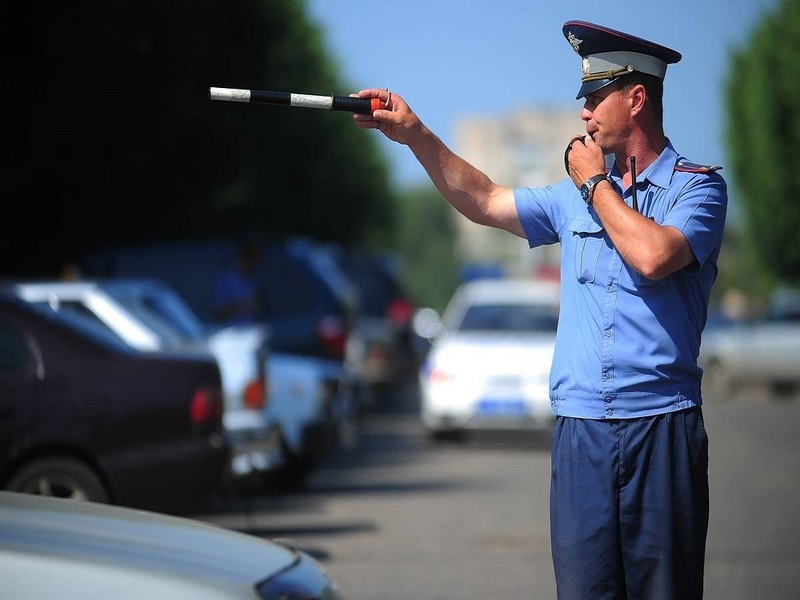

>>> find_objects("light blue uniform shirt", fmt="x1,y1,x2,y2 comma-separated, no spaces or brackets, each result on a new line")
514,141,727,419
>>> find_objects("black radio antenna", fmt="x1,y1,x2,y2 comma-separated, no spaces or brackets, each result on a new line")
630,156,639,212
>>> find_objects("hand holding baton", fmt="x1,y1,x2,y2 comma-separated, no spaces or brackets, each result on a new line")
209,87,388,115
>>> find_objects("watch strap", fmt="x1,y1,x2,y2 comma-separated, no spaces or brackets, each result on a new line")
582,173,608,205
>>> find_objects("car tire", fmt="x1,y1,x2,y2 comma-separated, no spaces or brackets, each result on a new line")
427,429,465,443
274,455,314,491
6,456,109,503
770,380,798,398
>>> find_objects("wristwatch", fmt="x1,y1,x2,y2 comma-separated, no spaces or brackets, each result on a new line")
580,174,608,205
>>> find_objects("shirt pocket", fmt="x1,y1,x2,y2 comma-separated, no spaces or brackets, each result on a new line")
619,253,671,289
620,262,651,288
567,217,605,284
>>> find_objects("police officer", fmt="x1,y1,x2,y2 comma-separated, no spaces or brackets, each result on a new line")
353,19,727,600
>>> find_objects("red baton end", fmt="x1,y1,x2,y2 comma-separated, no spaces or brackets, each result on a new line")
370,97,384,113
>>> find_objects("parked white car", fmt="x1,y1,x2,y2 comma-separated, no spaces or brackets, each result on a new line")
93,277,356,487
699,295,800,399
419,278,559,440
0,491,345,599
6,279,285,489
97,275,358,486
268,353,357,487
79,237,361,487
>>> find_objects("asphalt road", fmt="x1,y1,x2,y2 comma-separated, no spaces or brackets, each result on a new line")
193,382,800,600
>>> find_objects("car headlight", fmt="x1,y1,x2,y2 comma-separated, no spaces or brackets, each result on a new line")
257,544,345,600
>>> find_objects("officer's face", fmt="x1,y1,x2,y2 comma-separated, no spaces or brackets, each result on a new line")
581,82,632,152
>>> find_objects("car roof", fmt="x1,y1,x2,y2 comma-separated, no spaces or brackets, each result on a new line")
0,291,139,353
442,278,561,329
0,491,296,596
79,236,357,325
448,278,560,306
8,278,179,299
5,280,167,351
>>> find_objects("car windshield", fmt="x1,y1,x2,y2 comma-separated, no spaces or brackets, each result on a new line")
105,284,207,342
456,303,558,333
26,301,134,351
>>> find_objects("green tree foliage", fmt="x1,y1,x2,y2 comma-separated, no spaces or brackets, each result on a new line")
2,0,394,276
393,184,461,312
724,0,800,288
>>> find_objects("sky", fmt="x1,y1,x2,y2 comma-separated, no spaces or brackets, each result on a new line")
305,0,780,190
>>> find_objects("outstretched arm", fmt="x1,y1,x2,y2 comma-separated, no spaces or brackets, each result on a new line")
353,88,524,238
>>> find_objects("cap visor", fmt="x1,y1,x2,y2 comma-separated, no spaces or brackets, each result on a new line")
576,78,615,99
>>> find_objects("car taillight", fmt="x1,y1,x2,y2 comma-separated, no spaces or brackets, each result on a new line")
317,316,347,360
244,377,267,410
429,366,453,383
191,386,223,425
386,297,413,326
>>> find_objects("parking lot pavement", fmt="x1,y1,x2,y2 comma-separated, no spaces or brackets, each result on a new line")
195,382,800,600
703,385,800,599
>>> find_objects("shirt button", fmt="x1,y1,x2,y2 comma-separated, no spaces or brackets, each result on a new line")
606,409,614,417
604,329,612,338
604,396,612,404
607,285,615,293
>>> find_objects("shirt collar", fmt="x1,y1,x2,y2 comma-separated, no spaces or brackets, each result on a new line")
609,138,678,189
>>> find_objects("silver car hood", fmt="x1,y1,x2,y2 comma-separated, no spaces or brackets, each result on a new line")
0,492,297,596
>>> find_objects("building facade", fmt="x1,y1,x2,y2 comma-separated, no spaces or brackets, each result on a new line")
453,106,581,280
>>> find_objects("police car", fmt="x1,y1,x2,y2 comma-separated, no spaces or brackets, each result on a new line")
418,278,559,440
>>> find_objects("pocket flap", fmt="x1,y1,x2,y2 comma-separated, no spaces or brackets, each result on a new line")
566,217,604,236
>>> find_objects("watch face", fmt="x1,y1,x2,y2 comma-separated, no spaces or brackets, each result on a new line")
581,184,590,202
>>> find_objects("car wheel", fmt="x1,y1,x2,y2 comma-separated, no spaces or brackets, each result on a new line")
6,456,109,503
274,454,314,491
770,380,798,398
427,428,465,443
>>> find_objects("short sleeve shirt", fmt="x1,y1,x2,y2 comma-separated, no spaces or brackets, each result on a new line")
514,140,728,419
213,268,258,326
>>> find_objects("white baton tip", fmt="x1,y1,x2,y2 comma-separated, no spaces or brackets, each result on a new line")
209,87,251,102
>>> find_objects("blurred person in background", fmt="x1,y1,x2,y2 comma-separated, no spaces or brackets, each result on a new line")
352,20,727,600
212,236,262,326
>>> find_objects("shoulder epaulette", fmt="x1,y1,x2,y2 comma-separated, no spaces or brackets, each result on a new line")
675,160,723,173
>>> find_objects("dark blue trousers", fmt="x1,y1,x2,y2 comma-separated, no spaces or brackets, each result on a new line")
550,408,709,600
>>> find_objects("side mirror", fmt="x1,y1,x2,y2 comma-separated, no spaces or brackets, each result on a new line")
412,307,444,342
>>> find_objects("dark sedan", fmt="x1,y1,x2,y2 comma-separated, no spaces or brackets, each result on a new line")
0,294,229,514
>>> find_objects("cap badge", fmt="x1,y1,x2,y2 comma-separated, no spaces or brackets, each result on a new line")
567,31,583,54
